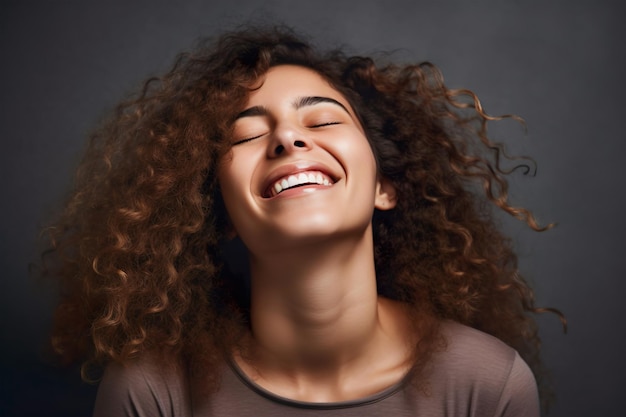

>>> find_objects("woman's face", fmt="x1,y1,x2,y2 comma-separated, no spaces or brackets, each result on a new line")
218,65,395,255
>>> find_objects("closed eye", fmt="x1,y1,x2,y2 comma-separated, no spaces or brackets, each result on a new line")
232,133,265,146
310,121,341,128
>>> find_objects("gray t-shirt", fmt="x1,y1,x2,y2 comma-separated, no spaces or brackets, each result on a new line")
93,321,540,416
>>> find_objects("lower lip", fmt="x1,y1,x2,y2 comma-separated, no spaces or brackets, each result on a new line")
266,184,333,199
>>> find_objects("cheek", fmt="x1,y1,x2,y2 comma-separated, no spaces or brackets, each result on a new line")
217,150,259,220
340,132,378,174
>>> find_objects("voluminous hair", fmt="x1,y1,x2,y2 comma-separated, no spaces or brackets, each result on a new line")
46,25,560,400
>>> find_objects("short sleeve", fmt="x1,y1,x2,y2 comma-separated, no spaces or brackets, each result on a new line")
493,352,540,417
92,359,191,417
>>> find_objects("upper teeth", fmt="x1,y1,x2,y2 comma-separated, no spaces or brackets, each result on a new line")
273,171,332,195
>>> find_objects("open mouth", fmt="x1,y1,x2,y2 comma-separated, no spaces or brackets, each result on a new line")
265,170,335,198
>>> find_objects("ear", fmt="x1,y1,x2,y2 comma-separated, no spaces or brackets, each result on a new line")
374,176,397,210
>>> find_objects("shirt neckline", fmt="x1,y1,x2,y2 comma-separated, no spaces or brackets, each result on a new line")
227,357,412,410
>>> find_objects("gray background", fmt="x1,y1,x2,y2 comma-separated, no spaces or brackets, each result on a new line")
1,0,624,416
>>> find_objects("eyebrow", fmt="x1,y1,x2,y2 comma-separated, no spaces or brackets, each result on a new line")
295,96,351,114
234,96,351,120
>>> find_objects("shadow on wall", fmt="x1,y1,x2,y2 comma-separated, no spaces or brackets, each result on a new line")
1,361,97,417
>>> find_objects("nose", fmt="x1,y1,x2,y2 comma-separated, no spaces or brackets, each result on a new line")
266,123,312,158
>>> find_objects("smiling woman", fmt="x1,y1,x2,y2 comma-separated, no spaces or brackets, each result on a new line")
45,25,561,417
221,65,388,252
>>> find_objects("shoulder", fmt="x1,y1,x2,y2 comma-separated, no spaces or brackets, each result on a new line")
423,320,540,417
438,320,517,371
93,356,192,417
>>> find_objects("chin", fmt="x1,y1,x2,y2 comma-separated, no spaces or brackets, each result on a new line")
247,217,372,253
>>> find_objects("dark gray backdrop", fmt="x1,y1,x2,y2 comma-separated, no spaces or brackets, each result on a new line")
1,1,624,416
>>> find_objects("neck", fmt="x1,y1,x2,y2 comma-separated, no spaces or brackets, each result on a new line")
236,226,412,401
249,227,379,362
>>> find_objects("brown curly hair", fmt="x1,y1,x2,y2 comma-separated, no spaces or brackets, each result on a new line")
46,25,562,400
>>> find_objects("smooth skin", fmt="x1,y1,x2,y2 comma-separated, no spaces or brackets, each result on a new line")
218,65,413,402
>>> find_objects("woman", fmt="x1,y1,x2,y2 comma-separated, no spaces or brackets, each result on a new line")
47,25,559,416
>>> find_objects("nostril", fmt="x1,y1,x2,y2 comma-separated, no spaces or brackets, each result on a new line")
275,144,285,155
294,140,306,148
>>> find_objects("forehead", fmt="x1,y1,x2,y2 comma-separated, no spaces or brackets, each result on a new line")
245,65,346,104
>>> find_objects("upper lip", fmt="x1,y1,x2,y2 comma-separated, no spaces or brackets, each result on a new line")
261,160,340,198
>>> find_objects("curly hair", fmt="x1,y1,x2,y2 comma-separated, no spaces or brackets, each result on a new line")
46,25,561,400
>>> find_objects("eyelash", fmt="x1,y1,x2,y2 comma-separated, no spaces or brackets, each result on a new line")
310,121,341,128
232,121,341,146
232,134,264,146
